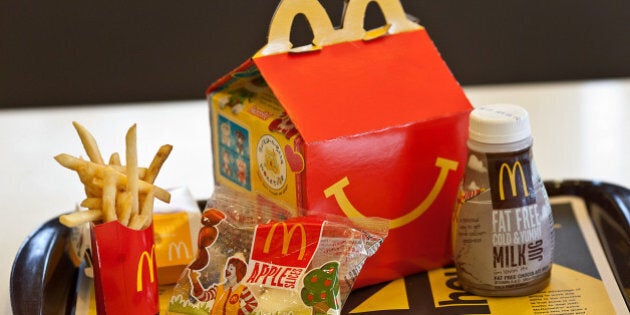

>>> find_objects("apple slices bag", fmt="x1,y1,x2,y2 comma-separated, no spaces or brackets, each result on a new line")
167,186,388,315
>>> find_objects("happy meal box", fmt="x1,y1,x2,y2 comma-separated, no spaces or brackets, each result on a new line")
208,0,472,288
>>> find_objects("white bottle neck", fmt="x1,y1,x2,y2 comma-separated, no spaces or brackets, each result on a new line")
467,136,533,153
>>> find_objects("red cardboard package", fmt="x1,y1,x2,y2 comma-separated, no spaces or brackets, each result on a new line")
90,222,159,314
208,0,472,288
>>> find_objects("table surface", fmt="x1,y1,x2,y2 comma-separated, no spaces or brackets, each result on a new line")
2,78,630,314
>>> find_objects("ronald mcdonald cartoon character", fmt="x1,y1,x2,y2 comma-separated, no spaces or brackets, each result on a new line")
189,256,258,315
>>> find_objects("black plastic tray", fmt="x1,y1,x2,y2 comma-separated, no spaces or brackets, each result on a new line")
11,181,630,314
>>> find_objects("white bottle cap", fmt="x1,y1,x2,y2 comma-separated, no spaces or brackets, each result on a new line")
469,104,531,144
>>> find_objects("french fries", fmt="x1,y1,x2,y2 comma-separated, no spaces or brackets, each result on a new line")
126,124,139,221
60,209,102,228
72,121,105,165
57,122,172,230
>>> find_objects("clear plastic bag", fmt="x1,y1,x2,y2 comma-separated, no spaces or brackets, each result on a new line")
168,186,388,314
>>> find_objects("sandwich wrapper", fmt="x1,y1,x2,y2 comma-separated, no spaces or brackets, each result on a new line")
209,0,472,288
152,186,202,285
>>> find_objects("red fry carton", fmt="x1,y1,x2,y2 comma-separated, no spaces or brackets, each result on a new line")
90,221,159,314
208,0,472,288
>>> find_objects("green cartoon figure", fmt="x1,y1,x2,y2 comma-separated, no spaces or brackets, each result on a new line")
301,261,341,314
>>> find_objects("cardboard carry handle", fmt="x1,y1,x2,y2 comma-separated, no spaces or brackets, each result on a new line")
258,0,421,56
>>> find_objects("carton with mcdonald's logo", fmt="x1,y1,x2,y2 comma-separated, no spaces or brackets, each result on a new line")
208,0,472,287
70,187,199,314
90,222,159,314
152,187,202,284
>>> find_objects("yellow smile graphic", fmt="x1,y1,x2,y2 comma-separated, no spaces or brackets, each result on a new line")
323,157,458,229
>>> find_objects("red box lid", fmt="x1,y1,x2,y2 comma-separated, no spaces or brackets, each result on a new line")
248,29,471,143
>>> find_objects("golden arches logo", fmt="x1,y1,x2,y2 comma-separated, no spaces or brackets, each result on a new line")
498,161,529,200
137,245,156,292
324,157,458,229
263,222,307,260
168,241,191,261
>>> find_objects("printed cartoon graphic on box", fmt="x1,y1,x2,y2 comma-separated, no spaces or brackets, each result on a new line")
217,115,251,190
210,68,304,213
